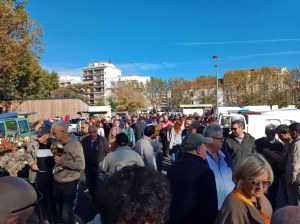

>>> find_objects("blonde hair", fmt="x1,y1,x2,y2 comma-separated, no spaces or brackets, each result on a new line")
233,153,274,191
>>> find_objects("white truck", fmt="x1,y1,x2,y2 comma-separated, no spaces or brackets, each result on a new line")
219,109,300,139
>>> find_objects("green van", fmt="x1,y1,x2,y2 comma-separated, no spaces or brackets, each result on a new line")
0,112,32,138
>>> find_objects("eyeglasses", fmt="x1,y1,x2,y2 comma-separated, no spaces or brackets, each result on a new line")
231,127,239,131
246,179,272,188
10,191,43,213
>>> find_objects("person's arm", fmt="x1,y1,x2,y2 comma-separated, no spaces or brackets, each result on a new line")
62,141,85,170
131,128,136,146
99,156,109,173
169,128,175,149
292,143,300,182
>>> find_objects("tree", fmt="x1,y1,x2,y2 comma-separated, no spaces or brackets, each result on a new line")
289,68,300,104
51,83,87,100
143,78,167,111
167,77,191,111
111,80,149,113
0,0,44,99
192,75,217,105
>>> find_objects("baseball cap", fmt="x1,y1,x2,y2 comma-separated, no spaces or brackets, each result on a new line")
182,133,213,151
36,126,51,137
265,124,277,134
189,122,199,130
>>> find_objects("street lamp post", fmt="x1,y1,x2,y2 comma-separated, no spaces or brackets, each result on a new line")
212,56,220,116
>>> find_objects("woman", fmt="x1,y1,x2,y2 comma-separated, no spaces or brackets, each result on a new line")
108,120,123,151
123,120,135,148
97,120,105,137
216,153,273,224
169,118,183,163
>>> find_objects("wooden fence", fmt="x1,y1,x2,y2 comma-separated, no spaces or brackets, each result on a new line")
0,98,89,123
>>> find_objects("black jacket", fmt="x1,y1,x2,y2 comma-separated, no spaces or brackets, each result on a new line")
167,153,218,224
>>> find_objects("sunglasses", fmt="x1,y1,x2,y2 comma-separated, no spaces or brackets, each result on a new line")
10,191,43,213
231,127,239,131
247,179,272,188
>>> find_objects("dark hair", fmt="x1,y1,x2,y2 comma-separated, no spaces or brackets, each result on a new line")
289,122,300,133
96,166,171,224
231,120,245,129
116,133,129,146
276,124,290,134
144,125,155,137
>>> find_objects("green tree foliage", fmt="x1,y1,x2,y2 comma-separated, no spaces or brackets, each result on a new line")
50,83,87,100
0,0,50,99
223,67,290,107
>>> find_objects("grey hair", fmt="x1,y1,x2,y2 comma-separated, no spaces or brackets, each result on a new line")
203,124,222,137
51,120,68,132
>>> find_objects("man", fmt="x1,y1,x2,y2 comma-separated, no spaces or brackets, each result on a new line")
271,206,300,224
27,125,55,223
79,121,90,141
100,133,144,176
167,133,218,224
133,116,147,141
275,124,293,208
135,125,158,172
286,122,300,206
51,120,85,223
0,176,38,224
224,120,256,165
81,125,110,201
203,124,235,211
255,124,283,210
181,115,195,139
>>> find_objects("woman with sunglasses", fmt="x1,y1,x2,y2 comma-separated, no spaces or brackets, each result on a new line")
216,153,273,224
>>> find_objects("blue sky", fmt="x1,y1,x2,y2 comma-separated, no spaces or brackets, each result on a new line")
26,0,300,80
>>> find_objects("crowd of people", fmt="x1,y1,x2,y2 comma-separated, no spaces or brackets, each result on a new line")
0,111,300,224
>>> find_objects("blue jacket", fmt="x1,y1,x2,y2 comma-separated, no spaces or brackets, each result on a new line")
167,153,218,224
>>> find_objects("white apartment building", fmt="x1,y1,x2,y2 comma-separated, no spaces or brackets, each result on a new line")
82,60,121,105
121,74,150,84
59,75,81,87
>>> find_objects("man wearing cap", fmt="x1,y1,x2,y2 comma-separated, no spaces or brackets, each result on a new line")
27,125,55,224
256,124,283,210
100,133,144,177
167,133,218,224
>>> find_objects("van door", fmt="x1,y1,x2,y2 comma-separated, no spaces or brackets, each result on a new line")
0,122,6,137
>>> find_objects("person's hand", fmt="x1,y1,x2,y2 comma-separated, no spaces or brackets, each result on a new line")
263,148,271,155
54,154,64,165
31,163,39,171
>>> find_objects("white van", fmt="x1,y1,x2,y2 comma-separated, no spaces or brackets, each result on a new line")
219,112,298,139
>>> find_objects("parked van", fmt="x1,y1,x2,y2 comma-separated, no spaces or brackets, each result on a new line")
0,112,32,138
219,111,299,139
